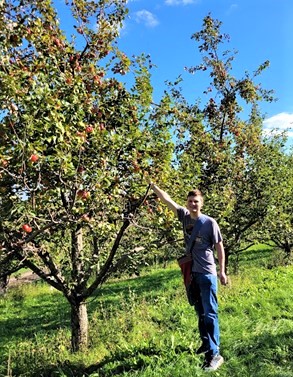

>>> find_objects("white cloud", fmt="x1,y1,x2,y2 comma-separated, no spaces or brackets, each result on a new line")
263,112,293,138
165,0,199,5
134,10,159,28
226,4,238,15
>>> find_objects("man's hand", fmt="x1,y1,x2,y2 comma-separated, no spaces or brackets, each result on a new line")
219,271,228,286
149,181,156,190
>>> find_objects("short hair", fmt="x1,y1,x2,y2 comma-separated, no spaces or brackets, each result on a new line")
187,189,203,199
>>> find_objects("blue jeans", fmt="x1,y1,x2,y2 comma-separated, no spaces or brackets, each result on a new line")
192,272,220,356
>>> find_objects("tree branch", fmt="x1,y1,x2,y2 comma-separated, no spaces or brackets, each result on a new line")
84,218,131,298
84,184,151,297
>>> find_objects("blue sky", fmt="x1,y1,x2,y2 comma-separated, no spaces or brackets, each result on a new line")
55,0,293,145
118,0,293,145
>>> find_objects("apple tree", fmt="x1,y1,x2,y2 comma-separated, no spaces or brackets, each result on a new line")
0,0,174,351
254,143,293,264
157,15,279,269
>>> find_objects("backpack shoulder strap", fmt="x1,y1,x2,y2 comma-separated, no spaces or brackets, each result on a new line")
186,215,207,253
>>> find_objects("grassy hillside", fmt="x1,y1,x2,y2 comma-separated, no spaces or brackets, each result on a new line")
0,246,292,376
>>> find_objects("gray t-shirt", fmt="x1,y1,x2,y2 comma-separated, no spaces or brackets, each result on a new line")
177,206,223,275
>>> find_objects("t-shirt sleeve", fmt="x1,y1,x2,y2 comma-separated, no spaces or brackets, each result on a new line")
177,206,187,223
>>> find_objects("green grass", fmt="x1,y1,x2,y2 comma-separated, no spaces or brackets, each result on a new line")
0,247,292,377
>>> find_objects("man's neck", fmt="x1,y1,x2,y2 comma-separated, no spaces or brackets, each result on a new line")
190,211,201,220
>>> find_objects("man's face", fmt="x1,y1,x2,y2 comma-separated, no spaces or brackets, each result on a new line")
186,195,203,214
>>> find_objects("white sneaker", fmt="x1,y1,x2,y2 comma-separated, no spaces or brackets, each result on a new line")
203,354,224,371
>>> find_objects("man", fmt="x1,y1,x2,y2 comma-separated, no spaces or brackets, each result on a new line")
150,183,227,371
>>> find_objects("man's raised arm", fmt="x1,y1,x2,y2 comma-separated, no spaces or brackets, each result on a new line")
150,183,180,216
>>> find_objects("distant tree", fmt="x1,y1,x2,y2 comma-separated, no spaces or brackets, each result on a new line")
256,146,293,264
0,0,173,351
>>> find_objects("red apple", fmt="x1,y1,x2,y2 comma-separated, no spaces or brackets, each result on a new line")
93,75,101,84
77,190,90,200
30,154,39,163
22,224,32,233
53,37,62,48
85,125,94,133
83,191,91,200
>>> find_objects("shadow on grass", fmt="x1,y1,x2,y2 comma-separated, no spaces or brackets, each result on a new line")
26,329,293,376
29,344,193,377
0,286,70,345
234,246,274,269
241,246,273,261
234,328,293,356
226,329,293,376
89,268,181,310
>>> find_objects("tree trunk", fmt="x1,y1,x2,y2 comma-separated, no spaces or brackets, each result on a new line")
284,242,292,264
0,274,9,295
70,300,88,352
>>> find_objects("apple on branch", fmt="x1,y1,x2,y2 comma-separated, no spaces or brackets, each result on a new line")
77,190,91,200
85,125,94,133
22,224,32,233
30,154,39,163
